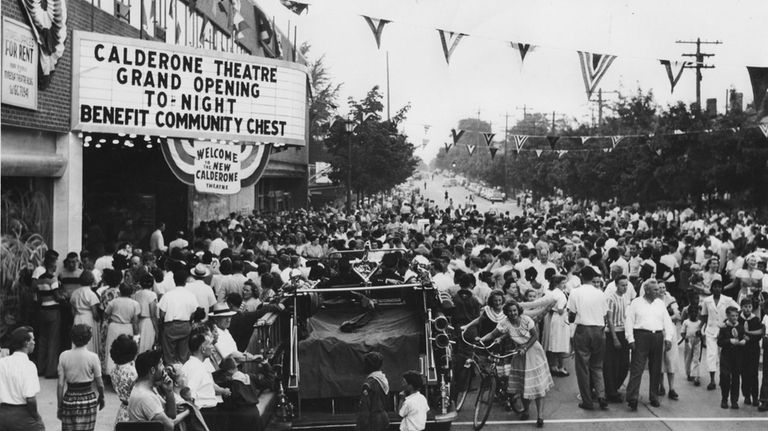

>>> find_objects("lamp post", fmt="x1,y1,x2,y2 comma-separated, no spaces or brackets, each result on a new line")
344,120,357,213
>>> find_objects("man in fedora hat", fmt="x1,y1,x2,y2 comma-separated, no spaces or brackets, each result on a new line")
186,263,217,317
208,303,262,369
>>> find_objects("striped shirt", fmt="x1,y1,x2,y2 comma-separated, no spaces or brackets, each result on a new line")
606,291,630,332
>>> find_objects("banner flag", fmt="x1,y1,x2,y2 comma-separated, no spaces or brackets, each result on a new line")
546,135,559,150
748,67,768,120
610,136,625,148
535,149,543,158
557,150,568,158
444,142,452,153
514,135,528,153
482,132,495,146
438,29,466,64
760,124,768,138
511,42,535,63
451,128,465,145
580,136,590,145
467,144,476,156
362,16,389,49
489,147,498,159
660,60,689,93
577,51,617,99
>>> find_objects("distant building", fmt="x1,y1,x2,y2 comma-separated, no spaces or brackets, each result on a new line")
729,90,744,112
706,98,717,116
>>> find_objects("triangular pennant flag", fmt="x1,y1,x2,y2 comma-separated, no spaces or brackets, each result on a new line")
481,132,495,146
659,60,689,94
511,42,534,63
546,136,559,150
602,148,612,153
580,136,590,145
535,149,543,158
362,112,377,122
759,124,768,138
444,142,452,153
362,16,389,49
489,147,498,159
451,128,465,145
423,125,431,134
577,51,617,100
656,148,663,156
467,144,477,156
279,0,308,15
557,150,568,158
438,29,466,65
610,136,625,149
513,135,528,153
731,127,739,133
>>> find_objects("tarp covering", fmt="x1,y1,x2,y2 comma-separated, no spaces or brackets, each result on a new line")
298,306,423,399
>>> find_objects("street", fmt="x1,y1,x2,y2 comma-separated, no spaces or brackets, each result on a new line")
417,173,523,216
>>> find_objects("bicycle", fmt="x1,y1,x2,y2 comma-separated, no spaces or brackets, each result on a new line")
453,330,521,430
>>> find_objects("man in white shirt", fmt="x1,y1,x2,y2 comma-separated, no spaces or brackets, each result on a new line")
533,249,557,286
208,303,262,366
186,264,217,315
149,222,167,253
624,279,676,411
158,270,200,365
0,327,43,431
566,266,609,410
699,280,738,390
182,332,228,410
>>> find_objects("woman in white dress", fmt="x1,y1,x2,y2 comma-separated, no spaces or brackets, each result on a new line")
658,283,682,400
70,271,101,353
543,275,570,376
131,273,158,354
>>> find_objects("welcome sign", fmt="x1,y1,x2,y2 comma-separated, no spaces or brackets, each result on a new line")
194,141,241,194
71,31,308,144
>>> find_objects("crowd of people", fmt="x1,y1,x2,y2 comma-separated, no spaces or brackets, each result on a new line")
2,184,768,430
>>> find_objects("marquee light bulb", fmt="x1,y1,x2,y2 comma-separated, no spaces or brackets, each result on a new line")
99,138,106,143
144,135,151,141
84,135,92,142
129,134,137,138
112,139,120,144
95,143,102,148
146,143,153,149
77,132,84,138
83,142,90,148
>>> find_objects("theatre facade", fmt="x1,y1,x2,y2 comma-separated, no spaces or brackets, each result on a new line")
1,0,309,257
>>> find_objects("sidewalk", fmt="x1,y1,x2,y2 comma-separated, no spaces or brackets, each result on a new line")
37,377,120,430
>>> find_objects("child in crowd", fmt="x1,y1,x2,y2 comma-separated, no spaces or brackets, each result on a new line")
738,299,762,406
681,305,703,386
717,306,746,409
398,371,429,431
760,292,768,412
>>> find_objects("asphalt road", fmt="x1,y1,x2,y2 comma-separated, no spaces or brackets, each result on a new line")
414,173,522,216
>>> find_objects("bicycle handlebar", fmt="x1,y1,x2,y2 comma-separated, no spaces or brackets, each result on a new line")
460,329,521,359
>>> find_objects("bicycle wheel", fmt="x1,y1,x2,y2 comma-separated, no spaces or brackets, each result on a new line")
455,361,480,412
473,374,496,431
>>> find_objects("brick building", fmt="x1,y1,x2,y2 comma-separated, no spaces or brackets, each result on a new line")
1,0,309,256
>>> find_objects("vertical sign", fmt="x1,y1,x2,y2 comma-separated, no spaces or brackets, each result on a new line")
2,17,38,110
194,141,242,194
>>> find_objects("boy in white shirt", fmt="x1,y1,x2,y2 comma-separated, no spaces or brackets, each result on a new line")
398,371,429,431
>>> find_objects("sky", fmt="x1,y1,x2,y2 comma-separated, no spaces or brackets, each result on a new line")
256,0,768,162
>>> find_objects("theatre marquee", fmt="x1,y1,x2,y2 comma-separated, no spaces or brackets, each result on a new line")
71,31,308,145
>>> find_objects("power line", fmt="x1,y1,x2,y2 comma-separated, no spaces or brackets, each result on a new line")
675,38,722,111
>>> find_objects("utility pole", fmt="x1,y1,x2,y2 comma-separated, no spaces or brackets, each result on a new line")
551,111,556,133
590,88,619,128
676,38,722,111
502,112,510,196
386,51,391,121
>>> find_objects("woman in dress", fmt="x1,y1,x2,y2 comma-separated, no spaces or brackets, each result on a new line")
726,254,763,307
97,268,122,373
104,283,140,374
70,271,101,353
701,257,722,296
57,324,105,431
543,275,570,377
480,301,554,427
109,334,138,425
658,283,682,400
355,352,389,431
131,273,158,354
462,290,507,337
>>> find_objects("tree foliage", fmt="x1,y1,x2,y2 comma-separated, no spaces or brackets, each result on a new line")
302,43,342,146
435,88,768,210
325,86,418,196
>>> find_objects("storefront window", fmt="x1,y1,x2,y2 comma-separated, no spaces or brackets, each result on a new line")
1,177,52,341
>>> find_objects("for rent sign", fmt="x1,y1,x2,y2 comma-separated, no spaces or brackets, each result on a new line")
2,17,38,110
194,141,241,194
71,31,307,145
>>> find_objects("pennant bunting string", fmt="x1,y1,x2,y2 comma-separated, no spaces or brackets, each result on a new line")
451,128,465,145
759,124,768,138
610,136,625,148
514,135,528,153
444,142,452,153
535,149,543,158
511,42,534,63
489,147,498,159
546,136,559,150
482,132,495,146
467,144,477,156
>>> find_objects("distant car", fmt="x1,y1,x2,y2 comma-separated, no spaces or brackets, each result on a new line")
443,178,457,187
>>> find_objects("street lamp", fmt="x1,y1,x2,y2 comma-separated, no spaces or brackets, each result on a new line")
344,120,357,214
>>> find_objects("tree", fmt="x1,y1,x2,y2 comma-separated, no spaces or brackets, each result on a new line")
324,86,418,201
301,43,342,149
